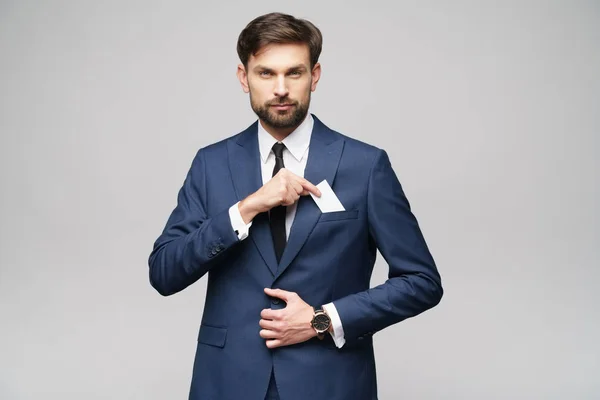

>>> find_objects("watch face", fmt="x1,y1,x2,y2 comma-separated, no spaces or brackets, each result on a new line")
312,313,330,332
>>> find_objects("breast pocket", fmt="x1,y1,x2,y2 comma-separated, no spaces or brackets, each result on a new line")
317,209,359,222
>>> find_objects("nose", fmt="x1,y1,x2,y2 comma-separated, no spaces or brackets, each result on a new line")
273,75,288,98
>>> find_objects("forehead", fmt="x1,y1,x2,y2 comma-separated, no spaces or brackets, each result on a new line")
248,43,310,69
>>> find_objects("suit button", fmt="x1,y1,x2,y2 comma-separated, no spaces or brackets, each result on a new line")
270,297,280,305
211,249,217,256
358,336,364,340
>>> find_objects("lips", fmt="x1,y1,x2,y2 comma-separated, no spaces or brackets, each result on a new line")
271,104,294,110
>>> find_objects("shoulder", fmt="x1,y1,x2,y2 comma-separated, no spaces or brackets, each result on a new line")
339,132,382,156
314,116,384,165
193,121,258,160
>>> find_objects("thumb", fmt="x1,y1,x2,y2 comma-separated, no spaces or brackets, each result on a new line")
264,287,291,302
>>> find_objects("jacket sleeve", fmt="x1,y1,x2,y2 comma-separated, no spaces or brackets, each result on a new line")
148,149,240,296
332,149,443,343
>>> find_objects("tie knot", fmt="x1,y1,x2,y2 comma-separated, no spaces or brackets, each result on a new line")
272,142,286,159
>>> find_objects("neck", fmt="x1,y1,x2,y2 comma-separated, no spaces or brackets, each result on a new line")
259,119,297,142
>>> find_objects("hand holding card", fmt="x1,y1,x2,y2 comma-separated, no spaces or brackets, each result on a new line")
310,180,345,212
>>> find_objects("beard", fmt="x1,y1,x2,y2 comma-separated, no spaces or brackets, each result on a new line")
250,90,311,130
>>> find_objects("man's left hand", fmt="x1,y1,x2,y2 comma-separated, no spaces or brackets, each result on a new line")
259,288,317,348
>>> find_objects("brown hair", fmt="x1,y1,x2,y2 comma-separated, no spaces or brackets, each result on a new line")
237,12,323,69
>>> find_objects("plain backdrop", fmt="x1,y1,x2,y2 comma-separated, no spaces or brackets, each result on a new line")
1,1,598,399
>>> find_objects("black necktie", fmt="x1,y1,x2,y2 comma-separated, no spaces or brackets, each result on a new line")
270,143,287,264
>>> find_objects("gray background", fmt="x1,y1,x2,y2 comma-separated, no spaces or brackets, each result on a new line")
1,1,598,399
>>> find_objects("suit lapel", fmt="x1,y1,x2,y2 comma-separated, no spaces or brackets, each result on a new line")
227,122,278,276
275,115,345,280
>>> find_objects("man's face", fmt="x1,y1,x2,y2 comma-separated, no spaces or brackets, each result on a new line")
238,43,321,131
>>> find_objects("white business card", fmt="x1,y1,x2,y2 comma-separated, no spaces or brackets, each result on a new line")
310,180,345,213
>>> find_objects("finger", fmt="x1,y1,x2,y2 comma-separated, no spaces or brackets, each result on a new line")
298,178,321,197
299,187,312,196
282,181,301,205
259,319,278,330
266,339,283,349
264,287,295,302
260,308,279,320
277,181,289,203
274,167,288,177
289,180,304,197
259,329,279,339
260,318,283,330
278,181,295,206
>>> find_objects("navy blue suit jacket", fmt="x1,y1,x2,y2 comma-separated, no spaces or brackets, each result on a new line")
148,115,443,400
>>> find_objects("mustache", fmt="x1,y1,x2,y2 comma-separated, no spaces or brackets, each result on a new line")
268,98,297,106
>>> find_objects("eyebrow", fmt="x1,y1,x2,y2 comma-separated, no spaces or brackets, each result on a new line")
253,64,308,73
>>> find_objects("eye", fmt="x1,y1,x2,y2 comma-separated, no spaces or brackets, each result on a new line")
289,71,302,76
259,71,272,77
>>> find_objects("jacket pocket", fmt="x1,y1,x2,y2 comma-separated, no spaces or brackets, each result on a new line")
318,209,359,222
197,324,227,348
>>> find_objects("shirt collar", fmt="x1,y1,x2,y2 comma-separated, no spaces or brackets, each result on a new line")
257,113,313,163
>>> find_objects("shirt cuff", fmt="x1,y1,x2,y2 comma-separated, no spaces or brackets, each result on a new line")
323,303,345,348
228,201,252,240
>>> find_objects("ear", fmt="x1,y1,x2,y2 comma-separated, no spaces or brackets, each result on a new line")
237,64,250,93
310,62,322,92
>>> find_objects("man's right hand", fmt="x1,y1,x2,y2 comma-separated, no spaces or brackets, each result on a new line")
238,168,321,224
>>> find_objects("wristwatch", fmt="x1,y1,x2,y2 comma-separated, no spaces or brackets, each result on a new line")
310,306,331,340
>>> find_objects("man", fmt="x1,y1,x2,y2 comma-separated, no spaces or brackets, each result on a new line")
148,12,443,400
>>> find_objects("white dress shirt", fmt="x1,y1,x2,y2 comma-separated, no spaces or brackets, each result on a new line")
228,113,345,348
